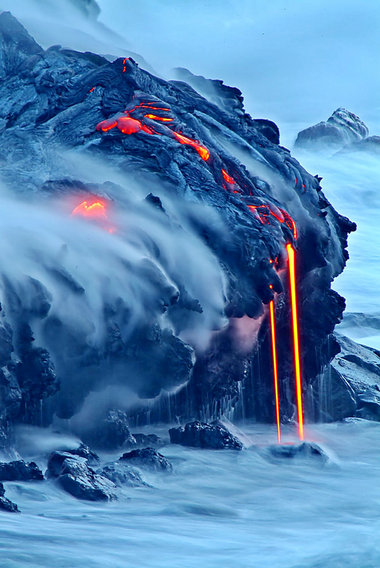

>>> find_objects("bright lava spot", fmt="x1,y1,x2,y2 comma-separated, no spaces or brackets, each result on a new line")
72,200,107,219
96,119,117,132
286,243,304,441
269,300,281,443
221,169,236,184
117,116,143,135
145,114,173,122
172,132,210,161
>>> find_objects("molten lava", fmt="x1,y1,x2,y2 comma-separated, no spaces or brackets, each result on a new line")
286,243,304,440
72,200,107,219
221,169,236,185
269,299,281,443
172,132,210,161
247,203,297,241
145,114,173,122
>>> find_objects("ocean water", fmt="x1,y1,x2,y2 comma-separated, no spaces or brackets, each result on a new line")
1,421,380,568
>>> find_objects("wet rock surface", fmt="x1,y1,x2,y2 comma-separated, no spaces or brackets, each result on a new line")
0,481,19,512
331,334,380,421
262,442,331,464
169,421,243,450
47,451,116,501
119,448,173,472
100,462,149,487
0,12,357,443
0,459,44,482
132,433,165,448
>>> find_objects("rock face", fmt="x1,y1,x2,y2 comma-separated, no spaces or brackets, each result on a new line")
0,460,44,482
169,421,243,450
82,410,137,450
119,448,173,472
295,108,369,151
47,451,116,501
0,12,357,442
0,481,19,513
331,334,380,421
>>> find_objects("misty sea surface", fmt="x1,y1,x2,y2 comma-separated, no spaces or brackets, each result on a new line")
1,421,380,568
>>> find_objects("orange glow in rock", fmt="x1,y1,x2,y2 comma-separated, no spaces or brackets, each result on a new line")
173,132,210,161
72,200,107,219
221,169,236,184
96,119,118,132
286,243,304,440
116,116,143,135
269,299,281,443
145,114,173,122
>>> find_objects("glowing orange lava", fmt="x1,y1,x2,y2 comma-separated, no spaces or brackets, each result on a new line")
72,200,107,219
173,132,210,161
145,114,173,122
269,299,281,443
96,119,118,133
286,243,304,440
221,169,236,184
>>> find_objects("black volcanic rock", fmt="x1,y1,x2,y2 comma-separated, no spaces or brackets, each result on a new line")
132,433,165,448
331,334,380,422
169,421,243,450
0,460,43,482
82,410,137,450
47,451,116,501
263,442,331,464
295,108,369,151
0,12,357,442
0,481,19,513
100,462,148,487
119,448,172,472
63,443,100,465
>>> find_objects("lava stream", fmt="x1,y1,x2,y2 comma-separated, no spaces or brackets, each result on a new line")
286,243,304,440
269,298,281,443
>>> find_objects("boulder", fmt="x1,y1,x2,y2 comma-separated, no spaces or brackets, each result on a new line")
295,108,369,151
119,448,172,472
132,433,165,448
263,442,331,464
0,481,19,512
100,462,148,487
64,443,100,465
47,451,116,501
169,421,243,450
0,460,44,482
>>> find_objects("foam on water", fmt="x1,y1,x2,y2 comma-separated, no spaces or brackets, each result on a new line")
1,421,380,568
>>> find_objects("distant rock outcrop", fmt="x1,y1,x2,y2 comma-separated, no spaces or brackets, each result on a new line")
295,108,369,151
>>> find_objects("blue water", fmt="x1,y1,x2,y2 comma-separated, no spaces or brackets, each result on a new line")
1,421,380,567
